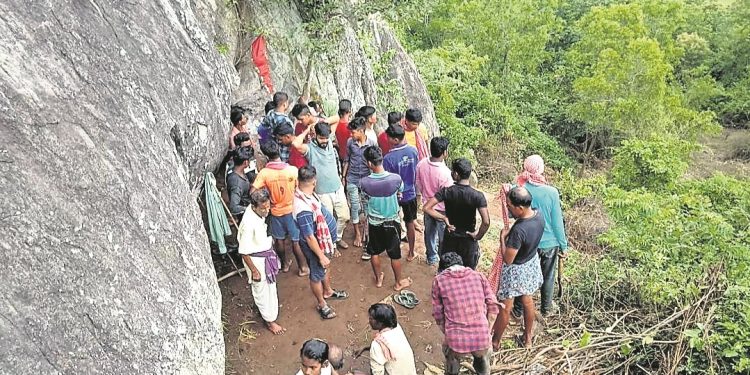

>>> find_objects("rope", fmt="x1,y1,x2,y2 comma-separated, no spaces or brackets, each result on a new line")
488,185,511,294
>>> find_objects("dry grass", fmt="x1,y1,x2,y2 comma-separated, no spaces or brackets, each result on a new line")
565,198,609,254
237,321,258,343
726,130,750,161
688,128,750,179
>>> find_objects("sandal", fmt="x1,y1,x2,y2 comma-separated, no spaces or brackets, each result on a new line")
325,289,349,300
318,305,337,320
393,294,417,309
400,290,420,304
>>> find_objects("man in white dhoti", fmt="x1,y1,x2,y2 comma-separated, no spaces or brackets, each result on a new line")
238,189,285,334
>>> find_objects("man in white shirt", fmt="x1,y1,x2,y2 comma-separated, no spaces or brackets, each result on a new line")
237,189,284,334
367,303,417,375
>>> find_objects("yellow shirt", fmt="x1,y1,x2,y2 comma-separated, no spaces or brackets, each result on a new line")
404,125,428,149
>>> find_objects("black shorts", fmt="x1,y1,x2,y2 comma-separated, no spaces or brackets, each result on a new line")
440,232,480,269
399,199,418,223
367,221,402,259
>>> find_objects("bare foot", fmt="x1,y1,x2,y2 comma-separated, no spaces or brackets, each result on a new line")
406,252,416,262
394,277,413,291
354,236,363,248
375,272,384,288
298,267,310,277
492,338,501,352
333,250,342,258
520,334,533,349
281,260,292,273
266,321,286,335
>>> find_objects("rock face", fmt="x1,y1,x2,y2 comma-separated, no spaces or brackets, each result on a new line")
208,0,439,134
0,0,439,373
0,1,232,373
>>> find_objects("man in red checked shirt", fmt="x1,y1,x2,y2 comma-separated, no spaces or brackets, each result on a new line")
432,252,500,375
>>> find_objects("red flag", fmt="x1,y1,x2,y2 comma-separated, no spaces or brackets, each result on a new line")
251,36,274,93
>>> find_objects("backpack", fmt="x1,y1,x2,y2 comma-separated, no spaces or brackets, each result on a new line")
258,111,291,143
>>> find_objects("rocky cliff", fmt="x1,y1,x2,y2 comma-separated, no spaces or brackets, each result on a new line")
200,0,438,133
0,0,437,373
0,1,230,373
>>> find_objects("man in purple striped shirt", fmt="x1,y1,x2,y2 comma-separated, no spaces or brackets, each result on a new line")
432,252,500,375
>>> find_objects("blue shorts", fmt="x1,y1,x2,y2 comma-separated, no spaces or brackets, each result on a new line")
301,245,328,282
270,213,300,241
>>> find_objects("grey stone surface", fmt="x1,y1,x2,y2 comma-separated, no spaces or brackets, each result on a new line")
0,0,232,373
367,15,439,136
0,0,440,373
222,1,437,134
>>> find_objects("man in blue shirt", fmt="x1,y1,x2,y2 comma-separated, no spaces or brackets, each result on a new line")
360,146,412,291
293,166,349,320
509,155,569,318
383,123,419,262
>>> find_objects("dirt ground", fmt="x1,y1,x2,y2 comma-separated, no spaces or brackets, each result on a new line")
216,192,529,375
217,216,446,375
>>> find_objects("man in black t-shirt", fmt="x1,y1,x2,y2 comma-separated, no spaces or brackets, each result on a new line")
423,158,490,269
492,186,545,350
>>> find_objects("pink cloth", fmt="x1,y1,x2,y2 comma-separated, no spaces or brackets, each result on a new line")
516,154,548,187
416,158,453,211
374,328,395,361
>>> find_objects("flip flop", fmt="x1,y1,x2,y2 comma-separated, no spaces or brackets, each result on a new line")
393,294,417,309
399,290,420,305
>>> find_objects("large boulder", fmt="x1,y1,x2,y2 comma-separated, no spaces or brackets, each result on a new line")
0,1,232,373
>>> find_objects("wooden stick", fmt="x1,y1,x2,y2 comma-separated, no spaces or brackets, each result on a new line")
218,268,246,283
217,187,244,278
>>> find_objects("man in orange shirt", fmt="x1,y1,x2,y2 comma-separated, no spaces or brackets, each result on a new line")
252,141,309,276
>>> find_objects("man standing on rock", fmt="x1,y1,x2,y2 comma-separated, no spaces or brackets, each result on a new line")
423,158,490,269
237,189,285,334
293,121,351,251
432,252,499,375
293,166,349,319
252,141,309,277
383,123,419,262
415,137,453,265
360,146,412,291
509,155,569,318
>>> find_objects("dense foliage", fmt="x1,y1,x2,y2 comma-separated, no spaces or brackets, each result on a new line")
395,0,748,163
384,0,750,372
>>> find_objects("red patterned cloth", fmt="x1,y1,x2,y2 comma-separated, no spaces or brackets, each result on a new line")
373,327,394,361
432,266,501,353
487,186,510,295
414,127,430,161
516,154,547,187
293,190,334,255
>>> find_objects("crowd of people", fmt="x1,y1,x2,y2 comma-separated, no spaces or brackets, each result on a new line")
223,91,569,375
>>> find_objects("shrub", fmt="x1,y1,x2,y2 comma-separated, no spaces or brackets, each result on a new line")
611,135,698,190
